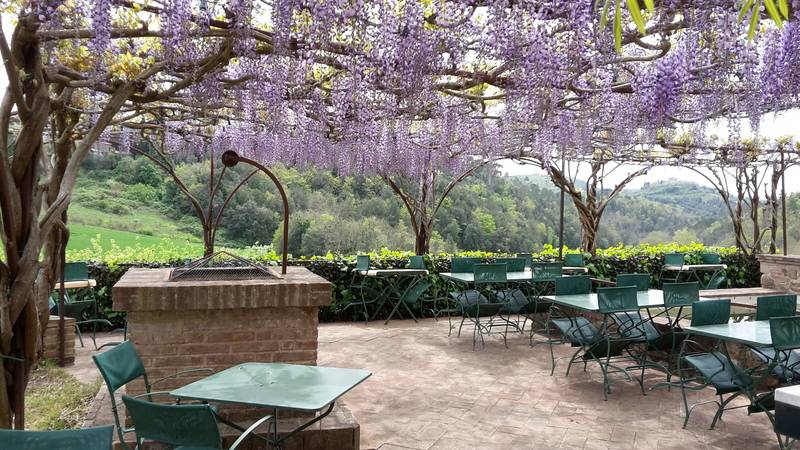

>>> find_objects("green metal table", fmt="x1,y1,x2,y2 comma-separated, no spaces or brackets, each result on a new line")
684,320,772,347
171,362,371,448
439,271,533,283
664,263,728,289
543,289,671,312
359,268,429,323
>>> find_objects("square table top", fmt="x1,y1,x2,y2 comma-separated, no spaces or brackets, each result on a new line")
439,271,542,283
170,363,372,412
543,289,678,312
359,268,429,277
664,264,727,271
684,320,772,347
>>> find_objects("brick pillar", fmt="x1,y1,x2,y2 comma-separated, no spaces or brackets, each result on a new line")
112,267,331,421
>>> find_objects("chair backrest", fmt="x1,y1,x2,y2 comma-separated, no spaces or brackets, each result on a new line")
663,282,700,308
495,257,526,272
473,263,507,284
756,294,798,321
770,316,800,351
123,396,221,449
55,300,96,319
64,261,90,282
516,253,532,269
408,255,426,270
664,253,685,267
690,299,731,326
451,257,481,274
699,253,721,264
563,253,584,267
93,340,147,393
355,255,370,271
554,275,591,296
615,273,650,291
598,286,639,314
402,281,432,305
0,426,114,450
531,262,563,280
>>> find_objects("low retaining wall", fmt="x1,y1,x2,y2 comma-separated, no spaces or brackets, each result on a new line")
758,254,800,293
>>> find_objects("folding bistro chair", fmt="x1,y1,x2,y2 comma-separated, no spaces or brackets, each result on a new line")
93,340,214,447
51,262,115,349
0,426,114,450
751,294,800,382
615,273,651,291
675,299,753,429
343,255,385,323
660,253,687,285
551,286,645,400
697,253,727,288
455,263,507,350
123,395,273,450
539,275,592,357
562,253,587,274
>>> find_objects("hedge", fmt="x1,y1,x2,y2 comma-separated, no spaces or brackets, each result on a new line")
66,241,761,326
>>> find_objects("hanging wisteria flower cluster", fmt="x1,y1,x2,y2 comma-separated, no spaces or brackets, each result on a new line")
31,0,800,175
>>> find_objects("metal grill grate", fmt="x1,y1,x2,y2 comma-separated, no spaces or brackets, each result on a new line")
168,251,281,282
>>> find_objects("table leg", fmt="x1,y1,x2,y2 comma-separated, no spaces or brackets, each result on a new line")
270,403,336,449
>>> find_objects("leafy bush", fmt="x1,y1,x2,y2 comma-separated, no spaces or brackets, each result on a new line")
66,242,761,326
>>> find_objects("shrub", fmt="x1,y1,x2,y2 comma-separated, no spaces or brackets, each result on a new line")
65,243,761,326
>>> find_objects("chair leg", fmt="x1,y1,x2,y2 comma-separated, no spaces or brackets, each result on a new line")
75,324,85,348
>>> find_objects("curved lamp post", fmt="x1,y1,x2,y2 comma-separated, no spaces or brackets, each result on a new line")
221,151,289,275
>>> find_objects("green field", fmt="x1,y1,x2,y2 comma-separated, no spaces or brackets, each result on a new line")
67,223,203,252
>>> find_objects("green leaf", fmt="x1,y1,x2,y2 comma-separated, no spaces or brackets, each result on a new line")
778,0,790,17
764,0,784,27
747,0,761,39
738,0,755,22
614,0,623,52
598,0,613,31
626,0,647,34
643,0,655,12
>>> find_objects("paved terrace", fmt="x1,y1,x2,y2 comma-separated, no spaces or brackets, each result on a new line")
72,320,776,450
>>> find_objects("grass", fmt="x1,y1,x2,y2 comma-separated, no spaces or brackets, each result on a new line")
67,223,203,253
25,360,101,430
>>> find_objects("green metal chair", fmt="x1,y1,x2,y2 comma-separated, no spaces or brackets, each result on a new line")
382,280,432,324
451,257,482,273
677,299,752,429
615,273,650,291
494,257,527,272
751,294,800,382
563,253,584,268
660,253,687,285
538,276,591,355
343,255,383,323
455,263,507,350
756,294,798,321
515,253,533,270
528,262,563,306
696,253,727,289
552,286,645,400
51,262,114,349
122,395,272,450
93,340,214,447
409,255,426,270
0,426,114,450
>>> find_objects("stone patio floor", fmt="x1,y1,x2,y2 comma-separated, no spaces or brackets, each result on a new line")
70,319,778,450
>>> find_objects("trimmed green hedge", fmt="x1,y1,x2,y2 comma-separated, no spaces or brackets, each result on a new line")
70,243,761,326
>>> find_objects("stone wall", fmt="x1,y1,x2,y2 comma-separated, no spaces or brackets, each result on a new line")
758,254,800,293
